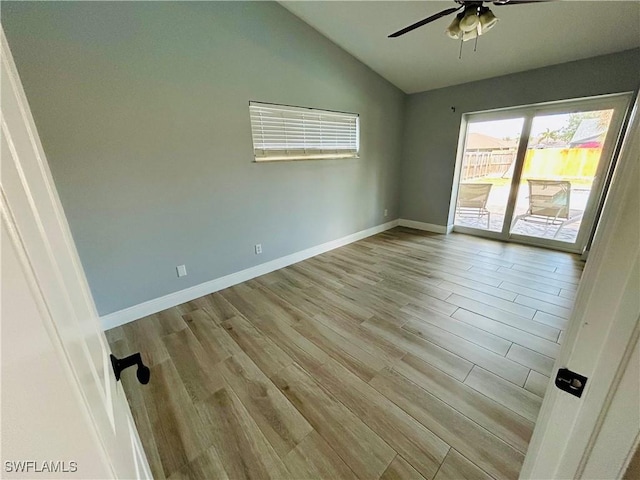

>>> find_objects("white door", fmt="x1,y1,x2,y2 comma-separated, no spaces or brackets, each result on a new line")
521,96,640,478
1,27,151,479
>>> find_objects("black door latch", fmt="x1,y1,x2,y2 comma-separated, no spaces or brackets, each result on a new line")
110,353,150,385
555,368,587,398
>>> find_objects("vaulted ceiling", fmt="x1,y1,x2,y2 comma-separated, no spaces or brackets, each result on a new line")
281,1,640,93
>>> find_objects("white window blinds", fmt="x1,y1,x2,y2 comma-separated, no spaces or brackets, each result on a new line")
249,102,359,161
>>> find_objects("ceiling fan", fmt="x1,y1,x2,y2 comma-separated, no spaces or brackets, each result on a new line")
388,1,545,42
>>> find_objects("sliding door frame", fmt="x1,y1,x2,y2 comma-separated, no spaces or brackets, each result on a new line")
450,93,633,254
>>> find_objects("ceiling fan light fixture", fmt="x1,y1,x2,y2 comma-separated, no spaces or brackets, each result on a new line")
458,9,480,32
478,8,499,35
461,27,479,42
445,16,462,39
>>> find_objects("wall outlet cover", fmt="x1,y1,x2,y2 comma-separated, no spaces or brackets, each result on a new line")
176,265,187,277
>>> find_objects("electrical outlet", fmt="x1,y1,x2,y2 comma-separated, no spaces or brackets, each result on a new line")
384,208,388,217
255,244,262,255
176,265,187,277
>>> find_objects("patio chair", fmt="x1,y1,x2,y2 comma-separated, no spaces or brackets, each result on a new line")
512,179,571,235
456,183,492,228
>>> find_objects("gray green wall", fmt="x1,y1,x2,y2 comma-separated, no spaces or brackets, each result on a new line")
400,48,640,227
2,1,405,316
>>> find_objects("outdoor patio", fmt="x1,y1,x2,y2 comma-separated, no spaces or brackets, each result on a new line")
454,181,591,243
454,134,603,245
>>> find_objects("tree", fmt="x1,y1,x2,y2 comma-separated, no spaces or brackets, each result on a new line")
557,110,613,142
538,128,559,145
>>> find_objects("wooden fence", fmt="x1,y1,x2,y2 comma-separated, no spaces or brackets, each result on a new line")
461,151,515,180
461,148,603,181
523,148,602,179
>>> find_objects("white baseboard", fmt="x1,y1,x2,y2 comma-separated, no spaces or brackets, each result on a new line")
398,219,450,234
100,219,399,330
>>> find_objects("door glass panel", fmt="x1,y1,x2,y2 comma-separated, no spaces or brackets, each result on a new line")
455,118,524,232
509,109,614,243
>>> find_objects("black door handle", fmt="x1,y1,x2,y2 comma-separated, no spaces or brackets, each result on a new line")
110,353,150,385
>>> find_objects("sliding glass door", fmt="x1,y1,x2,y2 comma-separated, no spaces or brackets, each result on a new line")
455,117,524,233
453,94,630,253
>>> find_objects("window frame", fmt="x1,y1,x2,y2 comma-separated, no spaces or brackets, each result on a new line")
449,92,632,254
249,101,360,162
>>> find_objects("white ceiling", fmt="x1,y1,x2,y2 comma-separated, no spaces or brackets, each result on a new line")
280,1,640,93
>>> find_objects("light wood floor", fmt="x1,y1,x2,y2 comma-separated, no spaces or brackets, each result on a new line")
106,228,583,480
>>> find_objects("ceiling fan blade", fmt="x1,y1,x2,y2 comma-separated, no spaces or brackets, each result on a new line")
388,6,462,38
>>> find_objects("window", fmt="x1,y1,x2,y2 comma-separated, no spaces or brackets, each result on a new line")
249,102,359,161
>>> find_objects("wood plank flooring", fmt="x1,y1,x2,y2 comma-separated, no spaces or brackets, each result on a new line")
106,228,583,480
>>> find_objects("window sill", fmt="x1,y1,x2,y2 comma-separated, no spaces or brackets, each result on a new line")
254,154,360,162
